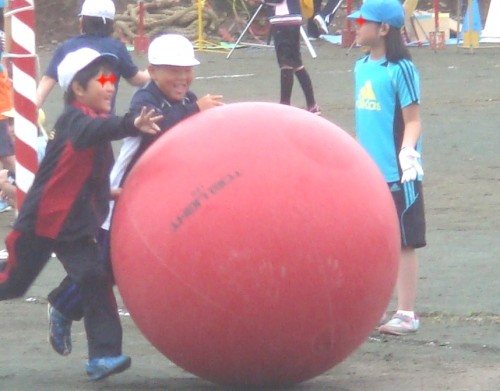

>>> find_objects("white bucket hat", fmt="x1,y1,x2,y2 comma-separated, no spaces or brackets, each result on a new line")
148,34,200,67
57,47,118,91
79,0,116,22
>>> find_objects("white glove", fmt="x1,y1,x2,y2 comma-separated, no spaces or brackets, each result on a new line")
398,146,424,183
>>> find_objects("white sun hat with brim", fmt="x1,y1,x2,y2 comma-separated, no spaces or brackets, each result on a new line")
57,48,118,92
148,34,200,67
79,0,116,22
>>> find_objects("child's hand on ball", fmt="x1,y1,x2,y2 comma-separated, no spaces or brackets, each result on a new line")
197,94,224,111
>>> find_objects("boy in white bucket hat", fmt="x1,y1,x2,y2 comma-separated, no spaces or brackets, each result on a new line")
113,34,223,172
45,34,224,370
37,0,150,110
0,47,162,381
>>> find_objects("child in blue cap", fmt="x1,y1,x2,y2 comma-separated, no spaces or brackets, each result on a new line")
348,0,426,335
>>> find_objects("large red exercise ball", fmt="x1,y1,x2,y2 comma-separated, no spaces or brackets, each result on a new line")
111,102,399,387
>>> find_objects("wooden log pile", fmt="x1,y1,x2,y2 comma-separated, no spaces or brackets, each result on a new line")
113,0,221,42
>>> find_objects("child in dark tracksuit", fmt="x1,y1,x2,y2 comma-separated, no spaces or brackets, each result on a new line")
44,34,224,362
264,0,320,114
0,47,161,381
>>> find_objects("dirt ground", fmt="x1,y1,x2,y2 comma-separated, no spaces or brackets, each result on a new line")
1,40,499,390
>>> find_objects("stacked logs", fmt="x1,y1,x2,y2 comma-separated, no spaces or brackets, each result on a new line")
114,0,221,42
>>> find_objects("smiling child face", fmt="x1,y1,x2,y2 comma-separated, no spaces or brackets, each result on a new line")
148,64,194,102
72,66,116,114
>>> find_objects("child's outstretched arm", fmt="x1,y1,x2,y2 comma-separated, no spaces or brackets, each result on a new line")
196,94,224,111
401,103,421,149
133,106,163,135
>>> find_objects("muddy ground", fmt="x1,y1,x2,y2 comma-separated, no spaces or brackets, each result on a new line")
0,39,499,390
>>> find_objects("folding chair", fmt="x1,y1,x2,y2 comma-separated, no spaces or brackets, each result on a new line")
402,0,429,45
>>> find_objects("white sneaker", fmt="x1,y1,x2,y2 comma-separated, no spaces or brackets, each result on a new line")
314,15,329,35
379,313,419,335
0,199,12,213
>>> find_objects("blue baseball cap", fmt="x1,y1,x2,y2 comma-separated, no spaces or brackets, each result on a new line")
347,0,405,29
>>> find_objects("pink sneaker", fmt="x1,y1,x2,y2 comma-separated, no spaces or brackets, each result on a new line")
379,313,419,336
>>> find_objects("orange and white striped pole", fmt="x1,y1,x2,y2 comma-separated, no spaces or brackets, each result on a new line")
6,0,38,209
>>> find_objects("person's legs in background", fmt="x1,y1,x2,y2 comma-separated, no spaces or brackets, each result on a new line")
295,66,320,114
274,26,320,114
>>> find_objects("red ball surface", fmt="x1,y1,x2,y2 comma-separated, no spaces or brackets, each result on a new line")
111,102,399,387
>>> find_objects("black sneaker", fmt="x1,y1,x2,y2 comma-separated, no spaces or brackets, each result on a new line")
86,355,131,381
48,304,72,356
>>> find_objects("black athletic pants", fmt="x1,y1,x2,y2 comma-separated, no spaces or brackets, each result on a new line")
0,230,122,359
48,228,112,322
